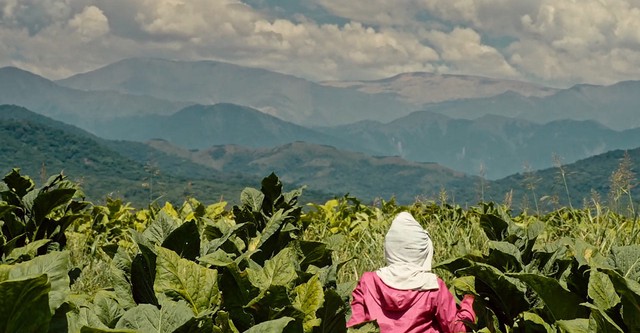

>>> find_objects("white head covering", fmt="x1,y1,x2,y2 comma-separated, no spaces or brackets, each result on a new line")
376,212,439,290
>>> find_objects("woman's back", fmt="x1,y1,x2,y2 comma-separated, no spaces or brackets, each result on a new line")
347,272,474,333
346,212,475,333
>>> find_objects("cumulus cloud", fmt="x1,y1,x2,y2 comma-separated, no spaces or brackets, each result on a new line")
68,5,109,42
425,27,519,78
2,0,640,85
314,0,419,26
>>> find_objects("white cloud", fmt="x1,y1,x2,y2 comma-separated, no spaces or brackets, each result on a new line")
2,0,640,86
426,27,519,79
314,0,418,26
68,5,109,42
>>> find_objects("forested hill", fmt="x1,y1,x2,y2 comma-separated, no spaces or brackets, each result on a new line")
485,147,640,211
0,105,485,205
0,105,268,206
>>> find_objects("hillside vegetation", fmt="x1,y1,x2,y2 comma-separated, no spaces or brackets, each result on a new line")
0,105,272,206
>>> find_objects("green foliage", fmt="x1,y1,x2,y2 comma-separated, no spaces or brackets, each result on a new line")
1,169,639,332
0,169,87,260
436,204,640,332
0,274,52,332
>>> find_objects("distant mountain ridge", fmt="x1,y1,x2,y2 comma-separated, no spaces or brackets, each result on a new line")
0,105,264,206
4,58,640,182
94,103,361,151
317,111,640,179
0,104,480,205
421,80,640,131
0,66,190,133
321,71,558,105
145,139,478,204
2,104,638,209
85,102,640,179
56,57,413,126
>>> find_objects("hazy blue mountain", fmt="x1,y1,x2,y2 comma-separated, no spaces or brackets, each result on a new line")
0,105,267,206
56,57,413,126
0,66,189,133
317,111,640,179
0,104,483,205
145,140,480,204
95,103,364,151
322,72,557,106
422,81,640,131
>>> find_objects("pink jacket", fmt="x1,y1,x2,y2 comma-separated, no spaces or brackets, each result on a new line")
347,272,475,333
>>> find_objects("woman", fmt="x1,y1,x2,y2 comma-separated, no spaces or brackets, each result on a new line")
347,212,475,333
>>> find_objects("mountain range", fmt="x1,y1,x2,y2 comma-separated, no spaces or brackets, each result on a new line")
56,57,413,126
2,104,637,209
76,100,640,179
0,105,476,205
1,57,640,202
321,71,557,105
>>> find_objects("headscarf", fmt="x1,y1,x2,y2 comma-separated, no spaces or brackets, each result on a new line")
375,211,439,290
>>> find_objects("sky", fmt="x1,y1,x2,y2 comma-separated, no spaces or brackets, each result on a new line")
3,0,640,87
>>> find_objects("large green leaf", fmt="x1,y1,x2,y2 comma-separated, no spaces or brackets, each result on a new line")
315,288,348,333
451,276,476,295
600,268,640,332
581,303,625,333
510,273,589,321
199,249,236,267
115,300,195,333
292,275,323,333
588,270,620,311
434,257,474,274
347,321,380,333
458,262,529,325
243,317,294,333
240,188,264,213
2,168,35,198
245,284,290,321
608,245,640,281
246,247,298,291
218,264,255,331
5,238,51,263
203,222,246,255
256,209,288,250
514,312,554,333
556,318,589,333
155,247,220,316
480,213,510,242
161,220,200,261
173,317,217,333
32,188,76,225
142,211,179,245
62,303,108,333
131,244,159,306
298,241,332,271
80,327,136,333
107,262,137,310
63,305,105,333
0,203,16,219
93,290,126,328
0,274,51,333
8,250,70,312
487,241,523,272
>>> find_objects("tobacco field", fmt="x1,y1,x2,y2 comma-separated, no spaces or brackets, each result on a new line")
0,169,639,332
